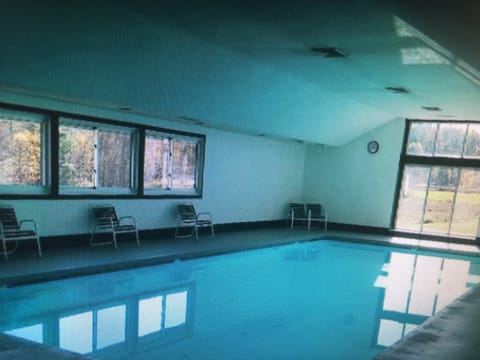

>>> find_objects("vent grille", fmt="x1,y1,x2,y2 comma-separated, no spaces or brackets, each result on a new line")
310,47,346,58
177,116,205,125
385,86,410,94
422,106,442,111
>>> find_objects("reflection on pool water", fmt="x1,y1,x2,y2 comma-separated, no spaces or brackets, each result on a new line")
1,240,480,359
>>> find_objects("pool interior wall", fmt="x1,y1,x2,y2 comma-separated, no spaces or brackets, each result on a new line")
0,228,480,360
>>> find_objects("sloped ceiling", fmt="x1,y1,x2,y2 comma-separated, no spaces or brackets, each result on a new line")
1,0,479,146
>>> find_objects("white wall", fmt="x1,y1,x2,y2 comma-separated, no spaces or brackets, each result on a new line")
302,118,405,228
2,96,305,237
2,92,407,237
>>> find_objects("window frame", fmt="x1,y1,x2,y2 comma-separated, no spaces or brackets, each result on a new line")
391,119,480,239
0,102,206,199
0,107,50,195
143,129,205,198
58,117,139,196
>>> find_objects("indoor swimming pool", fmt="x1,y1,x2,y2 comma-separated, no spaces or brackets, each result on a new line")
1,239,480,360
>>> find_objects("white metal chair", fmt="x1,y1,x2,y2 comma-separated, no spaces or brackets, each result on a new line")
90,204,140,248
306,203,328,231
289,202,327,231
0,204,42,260
289,202,309,229
175,203,214,239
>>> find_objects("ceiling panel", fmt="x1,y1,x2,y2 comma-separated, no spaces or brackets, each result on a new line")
1,0,479,145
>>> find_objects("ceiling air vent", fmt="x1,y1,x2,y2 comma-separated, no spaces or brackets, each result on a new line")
177,116,205,126
422,106,442,111
385,86,410,94
310,47,346,58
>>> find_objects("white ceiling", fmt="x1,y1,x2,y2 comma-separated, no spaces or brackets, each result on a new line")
1,0,480,146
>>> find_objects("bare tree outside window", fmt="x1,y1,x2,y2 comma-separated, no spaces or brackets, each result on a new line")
144,136,169,189
171,140,197,189
144,132,201,193
59,121,135,191
98,131,132,188
59,126,95,187
0,117,42,186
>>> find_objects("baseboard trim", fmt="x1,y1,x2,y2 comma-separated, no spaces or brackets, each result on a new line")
23,219,287,251
16,219,479,252
328,222,480,246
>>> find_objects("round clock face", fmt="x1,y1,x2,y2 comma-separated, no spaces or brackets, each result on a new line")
367,140,379,154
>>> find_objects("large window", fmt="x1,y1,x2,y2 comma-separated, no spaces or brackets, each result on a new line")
0,108,48,194
144,131,204,196
59,118,137,195
394,121,480,239
0,104,205,198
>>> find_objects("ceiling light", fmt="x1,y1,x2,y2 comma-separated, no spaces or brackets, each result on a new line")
310,47,346,58
385,86,410,94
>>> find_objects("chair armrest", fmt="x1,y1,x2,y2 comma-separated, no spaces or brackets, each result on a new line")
119,216,136,227
96,216,115,229
19,219,38,233
196,212,212,221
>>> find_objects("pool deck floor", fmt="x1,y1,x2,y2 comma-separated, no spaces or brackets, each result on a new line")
1,227,480,359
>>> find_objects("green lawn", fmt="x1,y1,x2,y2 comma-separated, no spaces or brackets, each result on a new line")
396,190,480,238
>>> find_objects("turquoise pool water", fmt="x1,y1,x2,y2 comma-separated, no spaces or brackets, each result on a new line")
1,239,480,359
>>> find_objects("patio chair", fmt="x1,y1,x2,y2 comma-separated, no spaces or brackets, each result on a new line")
175,203,215,239
289,202,309,229
0,204,42,261
90,204,140,248
306,203,328,231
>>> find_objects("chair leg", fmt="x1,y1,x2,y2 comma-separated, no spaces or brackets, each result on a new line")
194,225,199,239
112,232,118,249
175,224,195,238
1,238,7,261
89,224,96,246
36,236,43,257
210,224,215,237
135,230,140,246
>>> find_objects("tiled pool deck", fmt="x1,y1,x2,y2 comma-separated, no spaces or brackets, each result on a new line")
0,228,479,359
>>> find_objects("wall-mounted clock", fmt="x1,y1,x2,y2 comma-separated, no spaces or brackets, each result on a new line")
367,140,379,154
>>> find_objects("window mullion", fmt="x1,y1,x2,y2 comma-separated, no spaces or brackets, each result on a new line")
447,168,461,235
93,128,99,189
461,123,470,158
168,137,173,190
130,132,137,190
419,167,433,233
432,122,440,156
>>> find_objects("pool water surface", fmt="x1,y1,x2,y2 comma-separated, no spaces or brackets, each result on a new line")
1,239,479,359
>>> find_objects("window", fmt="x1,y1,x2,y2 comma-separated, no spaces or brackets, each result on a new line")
0,108,48,194
59,304,126,354
59,118,137,195
374,251,474,347
144,131,204,196
138,290,188,338
0,103,205,198
394,121,480,239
